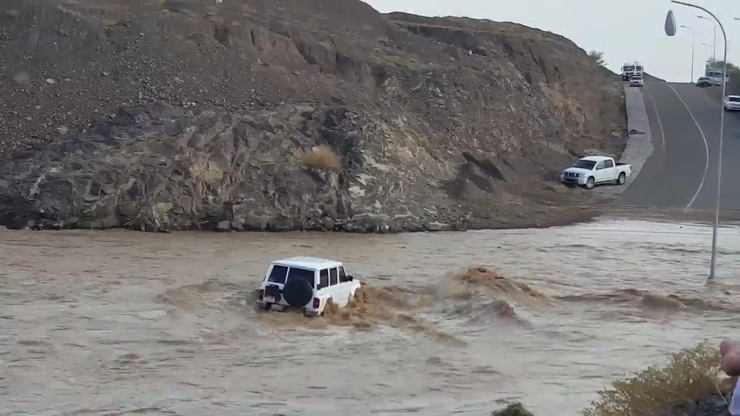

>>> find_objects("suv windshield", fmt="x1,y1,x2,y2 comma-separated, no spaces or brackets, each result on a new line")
729,97,740,102
287,267,315,288
573,160,597,170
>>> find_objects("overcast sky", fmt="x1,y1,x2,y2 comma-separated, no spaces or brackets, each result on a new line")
364,0,740,82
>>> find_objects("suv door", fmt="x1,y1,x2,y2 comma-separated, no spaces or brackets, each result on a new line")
328,267,347,305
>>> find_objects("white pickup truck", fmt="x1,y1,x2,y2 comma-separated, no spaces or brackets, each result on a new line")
560,156,632,189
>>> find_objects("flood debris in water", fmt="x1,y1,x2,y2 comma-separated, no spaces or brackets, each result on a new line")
433,266,550,324
441,267,549,305
558,287,740,315
323,285,466,345
155,267,556,343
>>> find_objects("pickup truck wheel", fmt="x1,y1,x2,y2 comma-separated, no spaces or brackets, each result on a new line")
617,172,626,185
585,177,595,189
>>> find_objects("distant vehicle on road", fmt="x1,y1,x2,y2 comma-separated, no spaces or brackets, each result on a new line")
629,75,644,87
696,77,713,87
621,61,644,81
724,95,740,111
706,64,730,86
561,156,632,190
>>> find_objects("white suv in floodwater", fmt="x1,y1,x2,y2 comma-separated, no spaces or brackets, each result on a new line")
257,257,361,316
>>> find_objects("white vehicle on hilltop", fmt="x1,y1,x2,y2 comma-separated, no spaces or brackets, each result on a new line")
621,61,644,81
706,64,730,86
560,156,632,189
257,257,361,316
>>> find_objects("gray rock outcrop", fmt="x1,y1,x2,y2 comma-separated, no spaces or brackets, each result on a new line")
0,0,627,232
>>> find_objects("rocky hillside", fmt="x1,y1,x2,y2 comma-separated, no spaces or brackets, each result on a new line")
0,0,626,232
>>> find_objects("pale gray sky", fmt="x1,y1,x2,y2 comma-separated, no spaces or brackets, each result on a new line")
364,0,740,82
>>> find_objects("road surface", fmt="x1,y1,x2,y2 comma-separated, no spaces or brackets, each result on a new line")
618,80,740,211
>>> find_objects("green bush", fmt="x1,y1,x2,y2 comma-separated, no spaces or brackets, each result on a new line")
581,342,722,416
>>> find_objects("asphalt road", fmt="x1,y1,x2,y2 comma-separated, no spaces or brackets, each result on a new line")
618,80,740,211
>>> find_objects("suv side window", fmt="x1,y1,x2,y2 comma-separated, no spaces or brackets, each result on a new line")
338,266,348,283
329,268,338,285
319,269,329,289
595,161,604,170
267,265,288,284
604,159,614,168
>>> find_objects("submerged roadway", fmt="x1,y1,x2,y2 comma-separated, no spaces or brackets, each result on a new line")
618,79,740,212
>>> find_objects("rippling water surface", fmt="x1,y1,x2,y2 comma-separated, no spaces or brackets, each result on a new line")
3,219,740,416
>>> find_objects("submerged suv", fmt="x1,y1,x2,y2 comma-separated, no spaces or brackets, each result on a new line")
257,257,361,316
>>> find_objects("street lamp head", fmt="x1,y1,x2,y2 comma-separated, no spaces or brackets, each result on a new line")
666,10,677,36
681,25,691,29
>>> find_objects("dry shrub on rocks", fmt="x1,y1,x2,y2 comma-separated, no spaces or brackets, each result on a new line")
300,145,341,169
581,342,722,416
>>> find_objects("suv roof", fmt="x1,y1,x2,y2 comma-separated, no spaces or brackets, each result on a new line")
272,256,343,270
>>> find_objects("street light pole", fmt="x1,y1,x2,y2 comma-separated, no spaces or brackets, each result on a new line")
681,25,695,82
669,1,727,281
698,15,718,61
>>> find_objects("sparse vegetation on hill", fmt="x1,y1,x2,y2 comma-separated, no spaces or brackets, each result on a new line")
589,50,607,67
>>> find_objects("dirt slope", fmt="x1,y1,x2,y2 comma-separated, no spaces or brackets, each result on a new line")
0,0,626,232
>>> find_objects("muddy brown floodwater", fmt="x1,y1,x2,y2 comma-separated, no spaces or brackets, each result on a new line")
3,219,740,416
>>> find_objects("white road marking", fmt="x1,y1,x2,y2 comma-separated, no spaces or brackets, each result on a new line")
643,86,665,152
664,83,710,211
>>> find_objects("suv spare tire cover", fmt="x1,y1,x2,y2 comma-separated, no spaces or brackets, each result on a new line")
282,277,313,307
